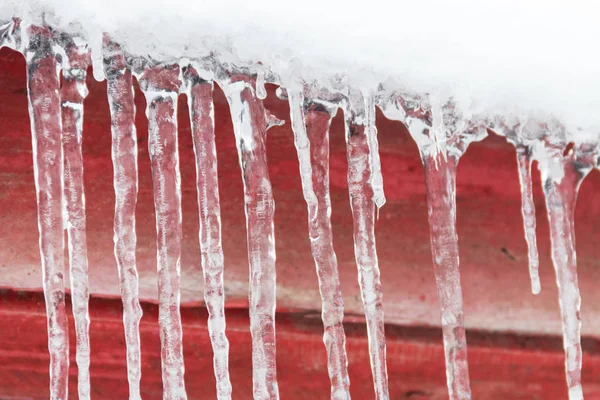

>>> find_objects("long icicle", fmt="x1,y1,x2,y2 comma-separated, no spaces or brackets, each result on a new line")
60,38,92,400
183,65,232,399
24,24,70,399
288,87,351,399
220,74,279,400
396,94,482,400
343,90,389,399
422,151,470,399
103,36,143,399
138,64,187,400
515,144,541,294
537,142,593,400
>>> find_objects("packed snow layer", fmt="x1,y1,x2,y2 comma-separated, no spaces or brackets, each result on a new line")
2,0,600,132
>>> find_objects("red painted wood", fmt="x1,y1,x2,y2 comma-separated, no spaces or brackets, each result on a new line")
2,290,600,399
1,42,600,398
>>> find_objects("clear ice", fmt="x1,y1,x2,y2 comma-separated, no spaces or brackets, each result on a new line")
287,84,351,399
137,63,187,399
516,144,541,294
183,63,232,399
532,120,599,400
23,24,71,400
60,35,92,400
343,88,389,399
219,72,279,400
490,117,541,294
380,91,487,400
103,36,144,399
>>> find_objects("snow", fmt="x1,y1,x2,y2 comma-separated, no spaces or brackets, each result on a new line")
2,0,600,132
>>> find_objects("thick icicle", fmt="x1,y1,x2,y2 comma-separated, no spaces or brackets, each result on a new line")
219,73,279,400
287,86,351,399
103,37,143,400
138,63,187,400
24,25,70,399
60,37,92,400
343,89,389,399
535,130,598,400
388,93,486,400
515,145,541,294
183,64,232,399
422,151,470,400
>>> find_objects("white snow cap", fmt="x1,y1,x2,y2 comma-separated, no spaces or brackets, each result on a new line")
3,0,600,132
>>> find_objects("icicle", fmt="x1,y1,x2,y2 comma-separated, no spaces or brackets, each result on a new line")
256,64,267,100
182,64,232,399
287,86,351,399
535,133,598,400
219,73,279,400
137,63,187,400
393,93,486,400
422,151,470,400
343,88,389,400
90,30,105,82
515,145,541,294
364,93,385,211
102,36,144,400
24,24,70,400
60,36,92,400
489,116,542,295
0,19,18,50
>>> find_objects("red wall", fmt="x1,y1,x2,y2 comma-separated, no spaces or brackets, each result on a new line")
1,46,600,398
